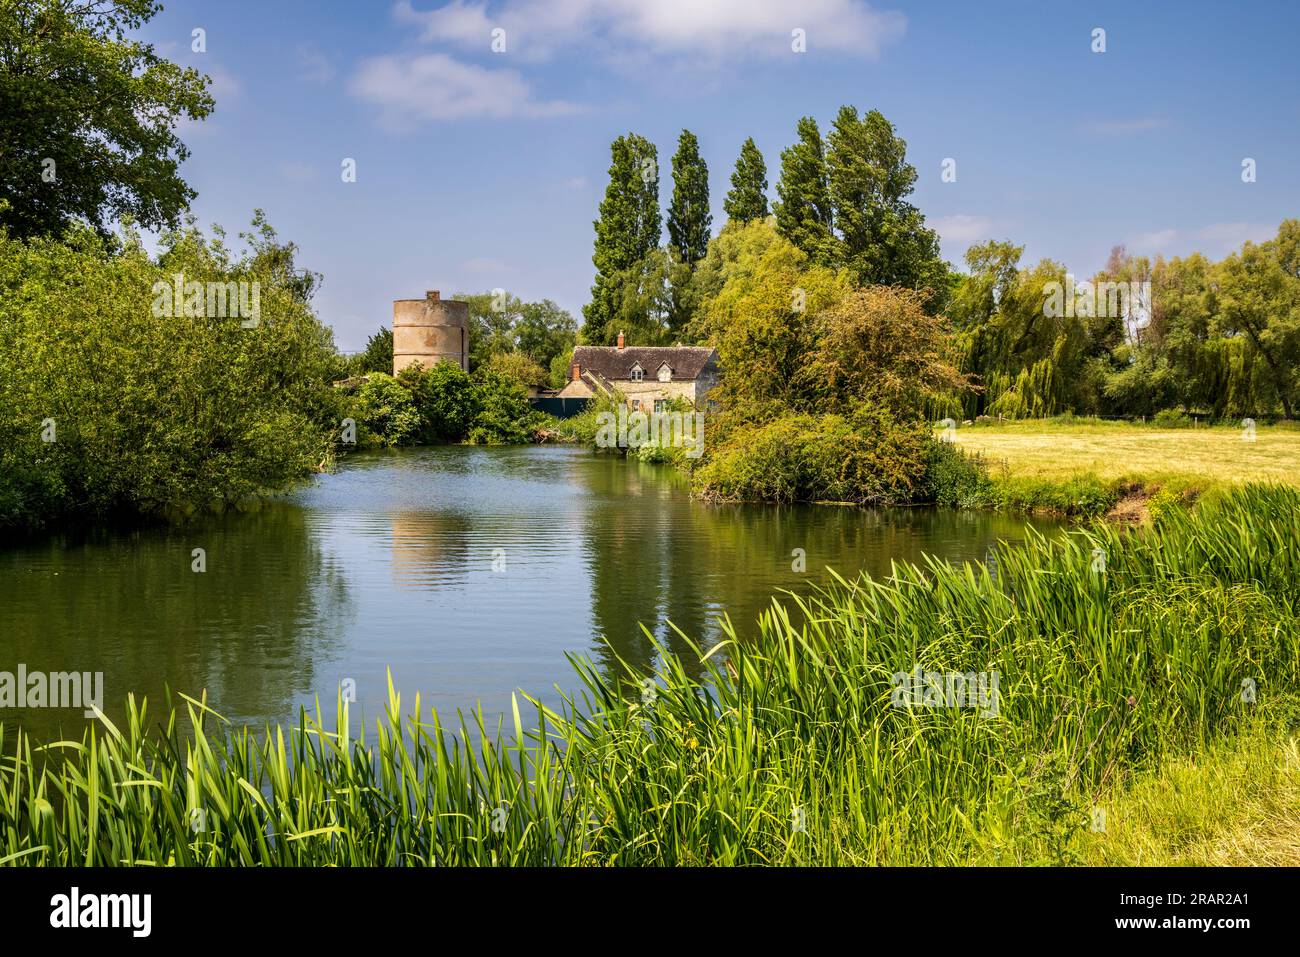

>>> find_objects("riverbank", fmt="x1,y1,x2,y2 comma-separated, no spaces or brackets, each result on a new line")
946,419,1300,521
3,482,1293,866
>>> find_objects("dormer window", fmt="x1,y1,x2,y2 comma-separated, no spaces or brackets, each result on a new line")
657,363,672,382
629,363,644,382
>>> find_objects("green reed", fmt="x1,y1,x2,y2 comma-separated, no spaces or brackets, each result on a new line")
3,484,1298,865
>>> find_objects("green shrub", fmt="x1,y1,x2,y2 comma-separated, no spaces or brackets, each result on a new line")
397,362,479,442
1152,409,1192,428
693,407,929,505
922,440,992,508
0,219,339,529
469,369,544,444
352,374,422,446
987,474,1119,518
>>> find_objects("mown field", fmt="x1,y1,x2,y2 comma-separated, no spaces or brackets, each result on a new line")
951,419,1300,486
2,484,1296,866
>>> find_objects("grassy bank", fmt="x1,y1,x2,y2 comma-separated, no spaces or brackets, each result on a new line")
2,484,1296,866
941,419,1300,520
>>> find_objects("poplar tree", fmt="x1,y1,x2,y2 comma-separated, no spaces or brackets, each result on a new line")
583,134,661,343
825,106,945,295
723,138,769,222
667,130,711,266
774,117,835,265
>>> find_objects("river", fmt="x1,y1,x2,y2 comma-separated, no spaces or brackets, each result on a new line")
0,445,1063,740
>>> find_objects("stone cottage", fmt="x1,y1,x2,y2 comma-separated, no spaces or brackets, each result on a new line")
556,332,719,411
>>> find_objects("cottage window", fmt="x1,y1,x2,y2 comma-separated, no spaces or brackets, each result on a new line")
658,364,672,382
653,399,666,413
630,365,643,381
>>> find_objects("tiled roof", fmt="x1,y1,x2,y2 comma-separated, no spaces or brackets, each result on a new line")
571,346,716,381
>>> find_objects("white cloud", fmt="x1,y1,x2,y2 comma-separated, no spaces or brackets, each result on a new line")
1193,222,1275,247
462,257,513,274
932,214,995,244
392,0,906,62
349,53,580,127
1078,117,1171,137
297,45,335,84
1125,222,1277,258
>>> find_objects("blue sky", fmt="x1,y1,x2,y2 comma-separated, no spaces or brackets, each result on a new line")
140,0,1300,350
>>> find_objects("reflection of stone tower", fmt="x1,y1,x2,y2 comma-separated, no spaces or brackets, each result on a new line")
393,290,469,375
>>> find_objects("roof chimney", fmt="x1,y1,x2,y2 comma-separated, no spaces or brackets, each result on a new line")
571,361,581,382
426,290,440,301
616,330,625,350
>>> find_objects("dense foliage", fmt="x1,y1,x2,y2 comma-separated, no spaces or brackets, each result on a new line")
347,362,544,447
582,133,661,345
0,0,214,240
459,291,577,387
0,218,341,530
947,223,1300,421
685,221,966,505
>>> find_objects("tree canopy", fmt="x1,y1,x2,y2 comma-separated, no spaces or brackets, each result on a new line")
0,0,214,240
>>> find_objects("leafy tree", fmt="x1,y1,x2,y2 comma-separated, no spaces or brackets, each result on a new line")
0,0,215,240
461,290,521,370
1215,220,1300,419
610,248,675,345
826,106,946,298
583,134,660,344
691,220,849,420
667,130,711,266
469,369,542,444
548,352,574,390
0,215,340,526
797,286,970,417
723,137,769,223
357,327,393,374
397,361,478,442
774,117,835,265
514,298,576,370
666,130,712,336
483,350,548,389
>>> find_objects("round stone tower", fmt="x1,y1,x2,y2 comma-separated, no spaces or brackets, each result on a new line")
392,290,469,375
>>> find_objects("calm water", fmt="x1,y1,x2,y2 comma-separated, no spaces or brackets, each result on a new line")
1,446,1062,739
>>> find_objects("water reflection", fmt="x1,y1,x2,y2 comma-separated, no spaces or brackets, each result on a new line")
0,503,351,741
0,446,1062,739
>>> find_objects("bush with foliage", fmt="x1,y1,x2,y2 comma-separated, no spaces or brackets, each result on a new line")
396,362,479,442
351,374,422,447
354,327,393,375
922,441,992,509
469,369,545,445
0,218,340,529
694,406,931,505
